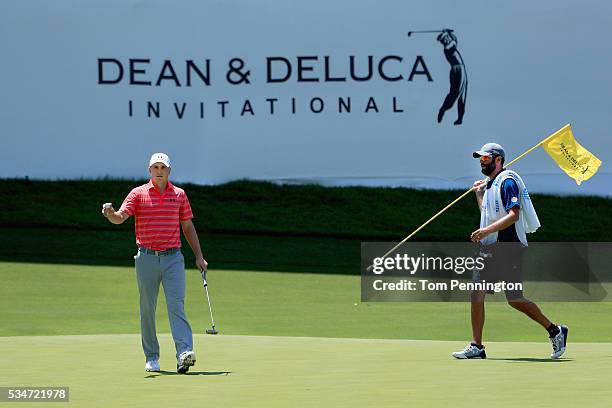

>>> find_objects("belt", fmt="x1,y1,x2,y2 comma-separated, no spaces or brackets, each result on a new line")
139,247,180,257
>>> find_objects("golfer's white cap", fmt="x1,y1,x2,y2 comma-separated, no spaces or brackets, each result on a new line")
149,152,171,168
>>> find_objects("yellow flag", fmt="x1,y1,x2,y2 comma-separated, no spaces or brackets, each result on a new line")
541,124,602,185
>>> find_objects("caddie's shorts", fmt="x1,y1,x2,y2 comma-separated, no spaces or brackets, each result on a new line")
473,243,526,301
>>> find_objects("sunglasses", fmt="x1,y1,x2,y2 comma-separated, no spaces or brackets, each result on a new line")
479,154,497,164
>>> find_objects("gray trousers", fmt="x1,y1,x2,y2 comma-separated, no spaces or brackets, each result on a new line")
134,249,193,361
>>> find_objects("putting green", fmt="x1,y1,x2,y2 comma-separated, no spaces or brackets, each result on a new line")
0,334,610,408
3,262,612,342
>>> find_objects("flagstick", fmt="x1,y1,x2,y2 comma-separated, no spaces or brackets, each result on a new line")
365,188,474,271
366,124,571,271
504,124,571,168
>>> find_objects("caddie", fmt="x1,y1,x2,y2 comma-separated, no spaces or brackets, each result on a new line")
452,143,568,359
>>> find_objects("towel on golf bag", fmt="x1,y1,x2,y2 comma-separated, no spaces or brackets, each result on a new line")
479,169,540,246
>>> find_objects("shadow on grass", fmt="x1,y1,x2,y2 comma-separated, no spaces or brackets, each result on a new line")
145,370,231,378
488,358,573,363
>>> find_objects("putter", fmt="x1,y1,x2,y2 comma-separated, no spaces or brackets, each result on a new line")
201,270,219,334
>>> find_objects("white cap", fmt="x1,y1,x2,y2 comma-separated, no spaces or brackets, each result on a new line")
149,152,171,168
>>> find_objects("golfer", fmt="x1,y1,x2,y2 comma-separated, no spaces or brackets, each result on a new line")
452,143,568,359
101,153,208,373
436,30,467,125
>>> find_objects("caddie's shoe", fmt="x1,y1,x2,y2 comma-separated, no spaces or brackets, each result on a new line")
452,344,487,359
145,360,160,372
177,350,196,374
550,325,569,359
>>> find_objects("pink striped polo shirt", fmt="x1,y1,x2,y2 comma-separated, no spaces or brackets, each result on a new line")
119,180,194,251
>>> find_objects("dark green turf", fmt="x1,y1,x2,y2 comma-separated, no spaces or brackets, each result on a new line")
2,178,612,240
2,179,611,272
0,227,358,273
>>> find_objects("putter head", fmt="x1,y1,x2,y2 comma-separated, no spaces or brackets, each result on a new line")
206,328,219,335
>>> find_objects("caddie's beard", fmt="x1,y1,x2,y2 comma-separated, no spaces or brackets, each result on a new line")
481,160,497,176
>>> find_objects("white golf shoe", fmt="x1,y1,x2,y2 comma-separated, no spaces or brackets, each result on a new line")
177,351,196,374
452,344,487,359
550,325,569,359
145,360,160,372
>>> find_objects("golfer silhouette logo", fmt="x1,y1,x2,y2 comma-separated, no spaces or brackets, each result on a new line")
436,29,467,125
407,28,468,125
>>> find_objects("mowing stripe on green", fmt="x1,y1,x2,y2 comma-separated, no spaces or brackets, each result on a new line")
2,262,612,342
1,334,610,408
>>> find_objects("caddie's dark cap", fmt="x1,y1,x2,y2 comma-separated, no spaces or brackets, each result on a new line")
473,143,505,159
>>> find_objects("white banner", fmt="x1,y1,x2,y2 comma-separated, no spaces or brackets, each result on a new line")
1,0,610,196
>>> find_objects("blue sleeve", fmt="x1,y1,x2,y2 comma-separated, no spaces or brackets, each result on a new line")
501,178,521,212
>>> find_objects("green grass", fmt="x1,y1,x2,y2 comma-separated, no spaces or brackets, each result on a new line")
3,178,479,239
0,227,359,273
2,179,612,272
3,178,612,241
2,178,611,407
2,262,611,342
1,334,611,408
3,262,611,407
